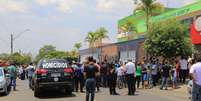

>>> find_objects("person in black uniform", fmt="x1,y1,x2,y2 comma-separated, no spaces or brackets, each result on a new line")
108,63,118,95
74,63,84,92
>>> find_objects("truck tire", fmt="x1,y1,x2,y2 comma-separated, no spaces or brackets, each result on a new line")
65,88,72,95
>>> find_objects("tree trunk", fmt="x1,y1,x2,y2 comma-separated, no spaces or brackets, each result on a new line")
146,8,150,33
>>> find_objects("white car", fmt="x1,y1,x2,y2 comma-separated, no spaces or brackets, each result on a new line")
0,67,11,95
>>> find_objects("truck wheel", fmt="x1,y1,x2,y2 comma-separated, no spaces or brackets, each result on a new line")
34,85,41,97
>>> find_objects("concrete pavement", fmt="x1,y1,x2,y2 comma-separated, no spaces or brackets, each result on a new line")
0,79,189,101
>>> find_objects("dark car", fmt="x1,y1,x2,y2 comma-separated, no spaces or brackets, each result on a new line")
32,59,74,97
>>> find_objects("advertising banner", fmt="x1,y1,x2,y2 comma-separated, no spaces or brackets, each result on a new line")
190,17,201,44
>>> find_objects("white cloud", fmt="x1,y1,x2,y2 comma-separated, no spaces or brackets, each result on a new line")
35,0,86,13
35,0,51,6
158,0,198,8
0,0,28,13
96,0,134,14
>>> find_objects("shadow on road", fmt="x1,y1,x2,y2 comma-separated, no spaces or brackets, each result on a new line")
37,90,76,99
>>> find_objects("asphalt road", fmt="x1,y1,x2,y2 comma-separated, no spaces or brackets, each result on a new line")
0,80,188,101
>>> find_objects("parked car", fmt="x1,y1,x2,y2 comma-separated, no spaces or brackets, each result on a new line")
0,67,11,95
31,59,74,97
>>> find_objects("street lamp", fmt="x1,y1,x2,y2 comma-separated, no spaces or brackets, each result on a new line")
11,29,30,54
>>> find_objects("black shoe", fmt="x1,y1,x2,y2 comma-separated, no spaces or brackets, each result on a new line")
113,93,119,95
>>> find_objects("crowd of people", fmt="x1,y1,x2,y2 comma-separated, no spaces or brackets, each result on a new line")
75,56,198,101
1,55,200,101
0,60,35,91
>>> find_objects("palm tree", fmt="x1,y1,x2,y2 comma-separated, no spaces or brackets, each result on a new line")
85,31,98,55
95,27,109,62
74,42,82,51
122,20,138,40
135,0,164,32
95,27,108,47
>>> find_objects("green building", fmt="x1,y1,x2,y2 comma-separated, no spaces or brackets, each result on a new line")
117,1,201,42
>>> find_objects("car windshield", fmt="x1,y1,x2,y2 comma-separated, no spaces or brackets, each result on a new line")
0,69,3,77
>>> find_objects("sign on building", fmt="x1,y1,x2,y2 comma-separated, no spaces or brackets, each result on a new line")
191,17,201,44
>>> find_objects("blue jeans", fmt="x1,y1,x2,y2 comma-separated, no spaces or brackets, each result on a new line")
192,83,201,101
11,77,16,90
160,77,168,90
85,78,96,101
28,76,32,88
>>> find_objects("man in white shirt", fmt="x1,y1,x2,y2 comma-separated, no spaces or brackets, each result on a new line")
189,58,201,101
125,60,136,95
179,56,188,83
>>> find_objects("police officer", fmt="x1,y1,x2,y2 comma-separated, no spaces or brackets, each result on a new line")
108,63,118,95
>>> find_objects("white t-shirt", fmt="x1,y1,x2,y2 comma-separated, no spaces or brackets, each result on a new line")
117,66,124,76
125,62,135,75
179,59,188,70
189,62,201,86
151,64,157,75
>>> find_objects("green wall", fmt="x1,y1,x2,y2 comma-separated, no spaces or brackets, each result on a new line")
118,1,201,42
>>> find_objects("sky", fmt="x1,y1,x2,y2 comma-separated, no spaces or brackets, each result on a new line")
0,0,198,55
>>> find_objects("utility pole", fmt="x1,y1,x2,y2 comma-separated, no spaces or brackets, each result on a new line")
11,34,13,54
10,29,30,54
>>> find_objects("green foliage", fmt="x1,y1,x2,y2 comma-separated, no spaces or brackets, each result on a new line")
135,0,164,31
144,19,192,59
95,27,108,41
0,52,32,65
35,45,78,63
85,27,109,49
123,20,137,34
74,42,82,50
85,31,98,48
35,45,56,62
194,44,201,59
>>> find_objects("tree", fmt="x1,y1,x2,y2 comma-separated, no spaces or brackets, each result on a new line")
1,52,32,65
95,27,109,62
135,0,164,32
44,51,66,59
85,31,98,54
95,27,108,46
35,45,56,62
122,20,138,39
144,19,192,61
194,45,201,59
34,45,78,63
74,42,82,51
123,20,137,33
